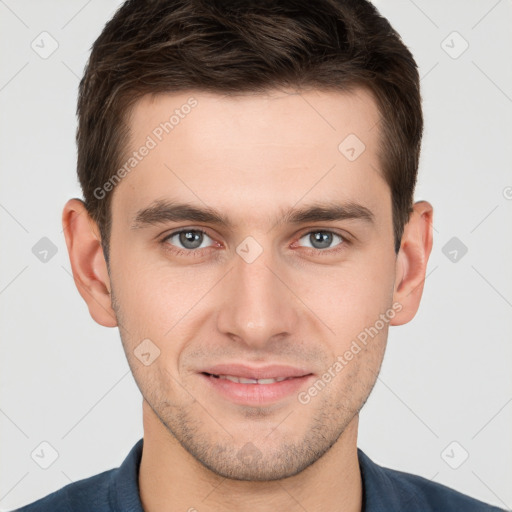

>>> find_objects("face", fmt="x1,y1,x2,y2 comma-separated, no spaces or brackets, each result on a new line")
106,87,399,480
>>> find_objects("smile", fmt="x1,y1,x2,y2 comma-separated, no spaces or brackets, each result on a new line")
205,373,294,384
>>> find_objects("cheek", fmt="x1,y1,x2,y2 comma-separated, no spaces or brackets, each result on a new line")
299,250,395,337
113,260,218,352
110,259,176,338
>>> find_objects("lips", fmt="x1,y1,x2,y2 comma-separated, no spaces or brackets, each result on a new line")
199,365,315,405
206,374,292,384
200,363,312,382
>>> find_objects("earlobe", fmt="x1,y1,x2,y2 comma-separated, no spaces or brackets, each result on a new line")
62,198,118,328
390,200,434,326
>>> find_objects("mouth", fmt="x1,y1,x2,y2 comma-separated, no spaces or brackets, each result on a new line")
202,372,299,384
198,365,314,405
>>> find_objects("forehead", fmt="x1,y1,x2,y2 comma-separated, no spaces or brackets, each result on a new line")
112,87,388,230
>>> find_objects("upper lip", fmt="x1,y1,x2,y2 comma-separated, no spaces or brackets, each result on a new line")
201,364,313,380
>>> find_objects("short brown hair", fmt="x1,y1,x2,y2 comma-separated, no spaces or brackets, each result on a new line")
77,0,423,264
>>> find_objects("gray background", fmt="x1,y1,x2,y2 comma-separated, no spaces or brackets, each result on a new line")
1,0,511,510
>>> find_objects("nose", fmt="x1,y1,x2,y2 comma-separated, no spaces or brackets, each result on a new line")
215,246,301,350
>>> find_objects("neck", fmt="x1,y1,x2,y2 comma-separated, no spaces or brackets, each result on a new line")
139,400,362,512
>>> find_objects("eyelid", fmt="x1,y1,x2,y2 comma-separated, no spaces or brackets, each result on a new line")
294,226,351,243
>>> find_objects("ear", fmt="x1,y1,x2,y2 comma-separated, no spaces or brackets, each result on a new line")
62,198,118,327
390,200,434,326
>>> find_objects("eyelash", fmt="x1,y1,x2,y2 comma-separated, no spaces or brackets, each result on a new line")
160,228,351,258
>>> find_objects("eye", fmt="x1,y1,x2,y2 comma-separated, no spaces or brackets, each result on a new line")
297,230,345,251
162,229,215,252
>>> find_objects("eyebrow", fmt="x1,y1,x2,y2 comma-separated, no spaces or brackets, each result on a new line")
130,199,375,230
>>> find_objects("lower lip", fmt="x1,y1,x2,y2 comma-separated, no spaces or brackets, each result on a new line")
199,373,314,406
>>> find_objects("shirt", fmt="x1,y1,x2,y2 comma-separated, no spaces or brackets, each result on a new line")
12,438,505,511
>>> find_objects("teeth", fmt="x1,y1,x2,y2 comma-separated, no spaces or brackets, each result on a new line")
224,375,242,383
257,378,278,384
239,377,258,384
212,374,292,384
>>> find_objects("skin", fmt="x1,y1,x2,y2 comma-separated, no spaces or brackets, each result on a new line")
62,87,433,512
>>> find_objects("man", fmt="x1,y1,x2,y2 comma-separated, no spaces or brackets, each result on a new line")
14,0,504,511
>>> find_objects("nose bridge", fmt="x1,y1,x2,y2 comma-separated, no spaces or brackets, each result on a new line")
216,245,299,346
